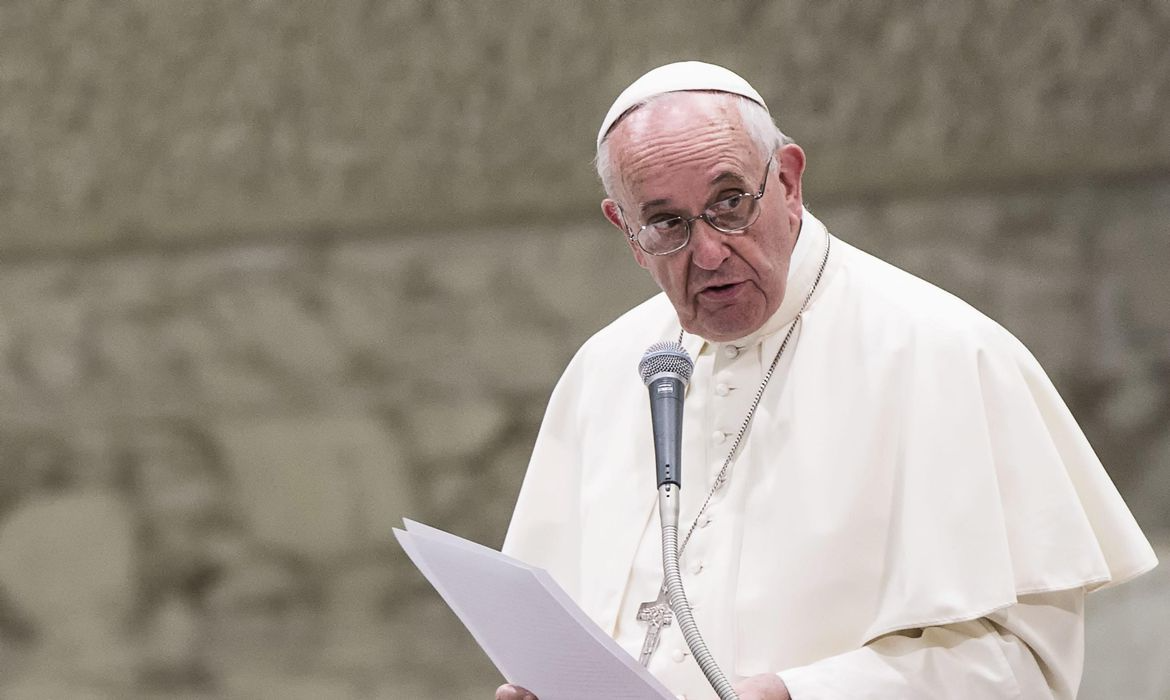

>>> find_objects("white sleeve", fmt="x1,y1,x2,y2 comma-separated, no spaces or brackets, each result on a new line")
777,589,1084,699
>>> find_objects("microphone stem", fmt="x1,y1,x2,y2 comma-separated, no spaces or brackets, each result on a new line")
658,485,739,700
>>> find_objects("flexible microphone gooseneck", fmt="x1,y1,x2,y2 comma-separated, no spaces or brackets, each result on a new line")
638,342,739,700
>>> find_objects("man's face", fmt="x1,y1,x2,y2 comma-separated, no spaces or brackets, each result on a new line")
602,92,805,342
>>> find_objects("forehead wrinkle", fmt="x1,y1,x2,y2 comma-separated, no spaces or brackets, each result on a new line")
624,131,740,174
609,96,758,205
619,135,754,208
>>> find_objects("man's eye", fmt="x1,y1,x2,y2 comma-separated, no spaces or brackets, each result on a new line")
650,218,685,232
713,193,747,213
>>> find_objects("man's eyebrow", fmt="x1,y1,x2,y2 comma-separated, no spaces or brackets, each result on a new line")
710,171,748,186
636,171,751,215
639,198,672,214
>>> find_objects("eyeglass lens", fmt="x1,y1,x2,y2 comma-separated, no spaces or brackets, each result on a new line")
638,194,760,254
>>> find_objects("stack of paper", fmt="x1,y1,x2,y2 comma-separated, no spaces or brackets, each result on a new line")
394,520,675,699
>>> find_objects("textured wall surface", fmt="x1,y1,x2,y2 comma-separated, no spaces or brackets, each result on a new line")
0,2,1166,698
2,1,1169,252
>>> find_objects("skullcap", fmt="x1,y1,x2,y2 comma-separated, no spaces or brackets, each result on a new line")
597,61,769,148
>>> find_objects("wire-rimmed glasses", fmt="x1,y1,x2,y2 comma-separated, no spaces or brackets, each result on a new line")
625,158,773,256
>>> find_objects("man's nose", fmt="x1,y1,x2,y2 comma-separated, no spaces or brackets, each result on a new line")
689,219,731,270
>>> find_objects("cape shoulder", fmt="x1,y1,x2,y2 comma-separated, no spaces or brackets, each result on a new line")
827,239,1027,363
830,238,1156,616
731,237,1157,667
557,292,679,396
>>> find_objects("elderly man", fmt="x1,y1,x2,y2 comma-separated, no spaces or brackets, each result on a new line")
495,62,1156,700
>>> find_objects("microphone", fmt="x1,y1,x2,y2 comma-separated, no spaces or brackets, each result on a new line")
638,341,694,490
638,340,739,700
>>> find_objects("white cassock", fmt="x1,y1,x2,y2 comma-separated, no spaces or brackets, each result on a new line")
503,209,1158,699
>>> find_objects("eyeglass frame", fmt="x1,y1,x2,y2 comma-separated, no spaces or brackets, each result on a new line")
620,156,775,256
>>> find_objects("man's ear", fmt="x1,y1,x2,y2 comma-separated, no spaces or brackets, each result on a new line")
602,198,649,268
775,143,806,218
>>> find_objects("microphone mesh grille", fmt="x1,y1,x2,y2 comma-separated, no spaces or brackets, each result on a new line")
638,341,694,385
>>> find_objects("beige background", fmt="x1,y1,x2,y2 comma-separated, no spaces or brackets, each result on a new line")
0,2,1166,698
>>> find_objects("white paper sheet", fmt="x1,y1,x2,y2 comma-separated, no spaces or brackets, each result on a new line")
394,519,675,700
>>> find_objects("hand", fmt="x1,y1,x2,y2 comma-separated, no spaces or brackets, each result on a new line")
733,673,791,700
494,683,537,700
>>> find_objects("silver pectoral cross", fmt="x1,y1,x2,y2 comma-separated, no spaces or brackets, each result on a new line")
636,585,672,666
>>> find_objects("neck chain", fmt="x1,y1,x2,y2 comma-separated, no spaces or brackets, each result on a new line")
636,233,831,667
641,232,833,664
675,232,830,561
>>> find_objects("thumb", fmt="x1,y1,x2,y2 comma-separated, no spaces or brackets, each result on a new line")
495,683,537,700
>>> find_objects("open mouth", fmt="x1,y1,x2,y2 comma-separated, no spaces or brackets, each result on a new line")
699,281,744,299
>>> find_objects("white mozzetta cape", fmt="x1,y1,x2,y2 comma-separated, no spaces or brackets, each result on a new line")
503,211,1157,677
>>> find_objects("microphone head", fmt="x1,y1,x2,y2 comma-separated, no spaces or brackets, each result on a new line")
638,341,694,386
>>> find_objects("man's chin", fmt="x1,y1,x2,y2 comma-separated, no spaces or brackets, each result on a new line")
689,315,765,344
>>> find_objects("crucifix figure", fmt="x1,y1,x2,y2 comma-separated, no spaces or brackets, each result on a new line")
636,585,673,666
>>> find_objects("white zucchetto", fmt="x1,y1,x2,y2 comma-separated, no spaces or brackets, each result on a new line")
597,61,769,148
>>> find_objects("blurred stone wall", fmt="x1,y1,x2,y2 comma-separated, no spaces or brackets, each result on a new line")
0,2,1166,698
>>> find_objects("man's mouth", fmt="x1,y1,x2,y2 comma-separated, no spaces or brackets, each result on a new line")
699,281,745,301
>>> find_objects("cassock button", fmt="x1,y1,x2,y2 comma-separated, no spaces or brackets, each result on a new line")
712,430,726,445
688,559,704,575
672,648,687,663
724,345,740,359
715,383,730,396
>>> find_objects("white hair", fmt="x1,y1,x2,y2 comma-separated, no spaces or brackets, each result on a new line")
594,92,793,200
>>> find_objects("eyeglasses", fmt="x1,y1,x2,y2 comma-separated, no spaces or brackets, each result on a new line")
625,158,773,256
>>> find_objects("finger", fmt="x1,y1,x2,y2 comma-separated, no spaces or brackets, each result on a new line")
732,673,789,700
494,683,537,700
